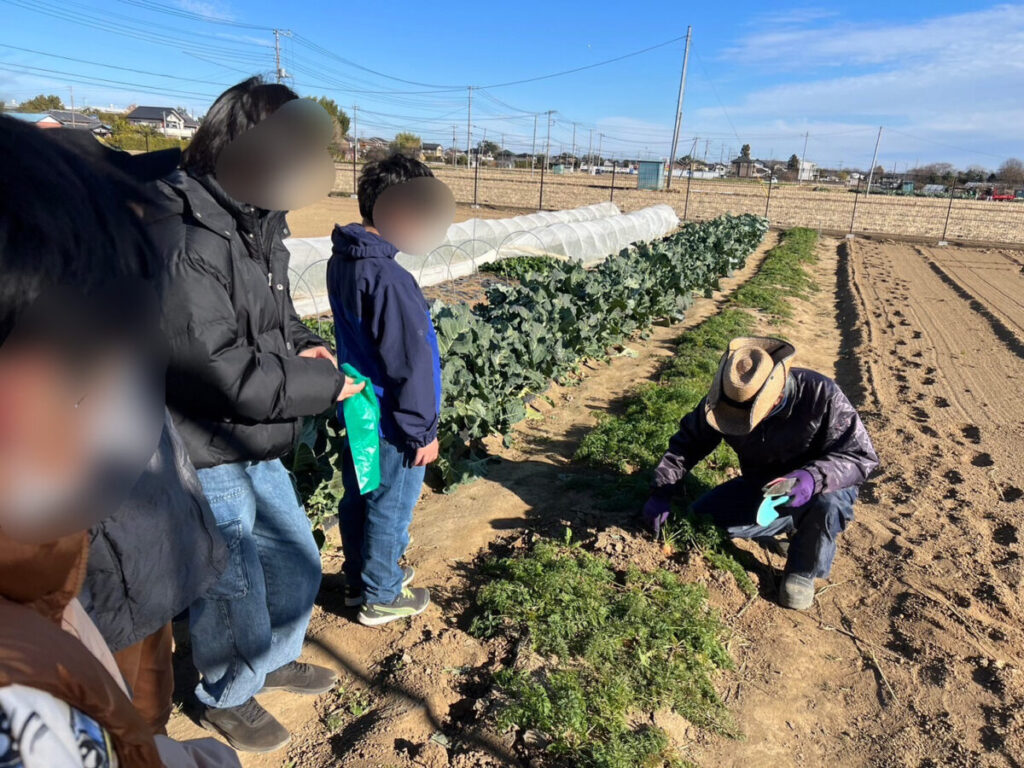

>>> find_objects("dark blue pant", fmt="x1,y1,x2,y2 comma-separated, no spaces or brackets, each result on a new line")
692,477,857,579
338,437,425,604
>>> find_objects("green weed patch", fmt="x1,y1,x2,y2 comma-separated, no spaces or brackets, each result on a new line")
471,538,733,768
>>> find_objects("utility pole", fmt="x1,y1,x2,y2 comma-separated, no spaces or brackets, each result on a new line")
798,130,809,184
451,125,457,165
865,126,882,196
704,138,709,163
531,113,537,176
570,122,577,172
466,86,473,171
665,25,692,190
273,29,291,83
69,85,75,126
587,128,593,174
543,110,554,171
597,133,604,171
350,105,358,198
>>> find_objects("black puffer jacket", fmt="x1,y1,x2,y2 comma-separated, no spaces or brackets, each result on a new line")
83,413,227,652
652,368,879,498
146,171,344,469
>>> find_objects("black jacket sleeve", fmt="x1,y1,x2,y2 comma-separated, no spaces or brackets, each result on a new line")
163,245,344,422
803,382,879,493
650,397,723,498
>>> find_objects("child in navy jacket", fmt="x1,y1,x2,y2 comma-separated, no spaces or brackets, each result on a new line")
326,154,446,626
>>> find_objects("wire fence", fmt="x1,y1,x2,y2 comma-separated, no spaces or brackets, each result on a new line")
332,163,1024,246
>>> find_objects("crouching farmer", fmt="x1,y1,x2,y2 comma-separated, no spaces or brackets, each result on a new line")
642,337,878,610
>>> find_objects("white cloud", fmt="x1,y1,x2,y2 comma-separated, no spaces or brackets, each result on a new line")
175,0,234,22
683,4,1024,168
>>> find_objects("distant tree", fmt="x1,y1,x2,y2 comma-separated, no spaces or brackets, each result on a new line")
477,139,500,156
740,143,751,159
310,96,351,148
987,172,998,182
962,165,987,183
19,93,64,112
874,165,886,177
998,157,1024,185
390,132,421,156
787,153,800,171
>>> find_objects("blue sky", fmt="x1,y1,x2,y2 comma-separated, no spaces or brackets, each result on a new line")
2,0,1022,170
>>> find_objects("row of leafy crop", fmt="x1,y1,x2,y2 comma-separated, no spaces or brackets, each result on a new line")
433,214,768,485
288,214,768,534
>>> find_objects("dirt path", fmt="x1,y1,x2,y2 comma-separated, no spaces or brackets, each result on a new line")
170,233,1024,768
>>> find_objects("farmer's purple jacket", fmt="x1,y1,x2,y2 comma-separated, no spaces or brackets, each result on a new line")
651,368,879,499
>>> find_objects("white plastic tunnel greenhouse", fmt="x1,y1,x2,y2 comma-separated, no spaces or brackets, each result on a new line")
287,202,680,317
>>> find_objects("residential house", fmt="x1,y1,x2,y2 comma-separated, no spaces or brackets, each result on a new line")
125,106,197,139
730,156,769,178
797,159,817,182
5,112,62,129
47,110,112,136
421,142,443,161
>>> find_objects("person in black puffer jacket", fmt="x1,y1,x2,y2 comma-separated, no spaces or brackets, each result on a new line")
144,77,361,753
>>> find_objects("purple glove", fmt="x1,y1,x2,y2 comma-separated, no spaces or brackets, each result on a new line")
642,496,672,537
771,469,816,508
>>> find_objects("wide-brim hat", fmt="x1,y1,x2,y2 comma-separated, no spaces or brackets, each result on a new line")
705,336,796,435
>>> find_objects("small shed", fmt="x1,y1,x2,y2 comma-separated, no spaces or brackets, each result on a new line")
552,164,565,175
637,160,665,191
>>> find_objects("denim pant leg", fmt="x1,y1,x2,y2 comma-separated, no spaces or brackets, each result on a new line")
692,477,797,545
338,441,368,592
247,459,322,677
189,462,271,709
785,487,857,579
360,440,425,605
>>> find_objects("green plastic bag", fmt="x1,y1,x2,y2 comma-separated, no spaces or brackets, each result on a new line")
340,363,381,495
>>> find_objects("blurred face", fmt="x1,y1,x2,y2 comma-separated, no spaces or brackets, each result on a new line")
0,341,162,544
372,176,455,256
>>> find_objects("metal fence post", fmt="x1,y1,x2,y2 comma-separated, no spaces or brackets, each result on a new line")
849,178,862,236
764,175,774,219
538,159,546,211
683,161,693,221
472,153,480,208
610,161,617,202
940,180,956,244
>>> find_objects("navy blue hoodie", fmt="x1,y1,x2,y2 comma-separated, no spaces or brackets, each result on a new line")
327,224,442,449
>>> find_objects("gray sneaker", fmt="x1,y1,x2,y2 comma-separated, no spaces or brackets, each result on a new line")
779,574,816,610
261,661,337,695
344,565,415,607
199,698,290,753
358,586,430,627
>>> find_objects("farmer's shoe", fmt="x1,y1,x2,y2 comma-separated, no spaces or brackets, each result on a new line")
358,586,430,627
758,536,790,559
199,698,290,753
779,574,816,611
345,565,415,607
261,661,337,695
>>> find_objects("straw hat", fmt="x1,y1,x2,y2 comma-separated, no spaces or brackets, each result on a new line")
705,337,796,435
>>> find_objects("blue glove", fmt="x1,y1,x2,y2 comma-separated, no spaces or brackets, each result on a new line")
642,496,672,537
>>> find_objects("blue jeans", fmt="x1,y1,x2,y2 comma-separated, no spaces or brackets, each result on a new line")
189,458,322,708
692,477,857,579
338,437,425,605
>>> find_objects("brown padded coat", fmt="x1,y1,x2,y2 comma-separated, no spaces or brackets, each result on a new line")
0,531,163,768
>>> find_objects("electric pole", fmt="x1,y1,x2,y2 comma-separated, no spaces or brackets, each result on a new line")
570,122,577,172
704,138,709,163
350,105,359,198
865,126,883,196
597,133,603,170
543,110,554,171
531,113,537,176
466,86,473,170
798,130,809,184
587,128,593,174
273,29,292,83
451,125,457,165
69,85,75,126
666,25,692,190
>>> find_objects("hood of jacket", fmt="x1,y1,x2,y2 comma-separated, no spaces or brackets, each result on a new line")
0,530,89,624
332,223,399,261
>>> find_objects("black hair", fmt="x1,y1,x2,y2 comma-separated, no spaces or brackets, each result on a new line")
358,152,434,225
182,76,298,177
0,115,162,346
